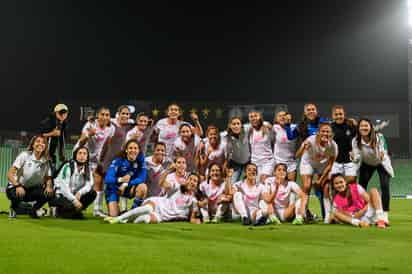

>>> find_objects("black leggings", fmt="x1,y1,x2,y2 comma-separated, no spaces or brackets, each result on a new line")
6,184,51,211
51,190,96,217
358,163,391,211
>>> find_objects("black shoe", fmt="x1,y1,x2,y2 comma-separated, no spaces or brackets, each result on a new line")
29,209,40,219
72,212,85,220
253,216,267,226
242,216,251,225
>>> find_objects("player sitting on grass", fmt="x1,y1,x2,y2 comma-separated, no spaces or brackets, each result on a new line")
198,163,232,224
52,146,96,218
261,163,307,225
329,174,387,228
105,173,201,224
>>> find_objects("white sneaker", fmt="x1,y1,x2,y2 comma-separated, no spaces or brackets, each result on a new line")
93,209,108,218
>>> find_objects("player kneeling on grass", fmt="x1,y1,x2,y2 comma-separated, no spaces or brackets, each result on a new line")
198,163,232,223
105,173,201,224
52,146,96,218
261,163,307,225
330,174,387,228
6,135,54,218
104,139,147,217
232,163,268,226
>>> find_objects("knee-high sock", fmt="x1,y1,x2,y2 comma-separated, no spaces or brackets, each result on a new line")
323,197,331,223
120,197,128,211
200,207,209,220
118,204,153,222
94,191,104,211
295,199,303,218
233,192,247,218
133,214,151,224
315,189,325,218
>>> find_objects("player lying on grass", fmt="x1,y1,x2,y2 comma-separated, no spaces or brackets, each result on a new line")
260,163,307,225
105,173,201,224
198,163,232,223
329,173,387,228
104,139,147,217
51,146,96,218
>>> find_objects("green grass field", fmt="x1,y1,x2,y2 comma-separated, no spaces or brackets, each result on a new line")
0,194,411,274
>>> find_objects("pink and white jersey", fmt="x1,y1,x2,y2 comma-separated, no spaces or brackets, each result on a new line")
126,126,153,155
273,124,296,162
75,121,115,164
154,190,198,221
333,184,366,214
161,172,187,196
264,178,301,209
234,181,266,209
199,180,226,210
155,118,189,159
173,135,201,172
301,135,338,166
204,140,226,167
249,128,273,165
145,156,171,197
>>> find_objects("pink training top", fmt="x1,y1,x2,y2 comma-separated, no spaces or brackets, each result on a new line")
333,184,366,214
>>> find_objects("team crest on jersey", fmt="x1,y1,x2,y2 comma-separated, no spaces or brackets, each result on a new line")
133,163,138,169
27,162,32,168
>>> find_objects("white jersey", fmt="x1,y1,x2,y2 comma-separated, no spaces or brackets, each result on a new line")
11,151,52,188
301,135,338,166
199,180,226,211
145,156,171,197
249,128,274,165
161,172,187,196
75,121,115,164
155,118,190,159
264,178,301,209
234,180,266,210
149,190,198,221
172,135,201,172
273,124,296,162
126,126,153,155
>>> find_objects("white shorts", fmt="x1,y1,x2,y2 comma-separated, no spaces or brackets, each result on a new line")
331,162,358,177
256,159,275,178
299,160,327,176
274,159,297,173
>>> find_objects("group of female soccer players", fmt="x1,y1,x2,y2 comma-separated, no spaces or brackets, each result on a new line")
6,102,393,229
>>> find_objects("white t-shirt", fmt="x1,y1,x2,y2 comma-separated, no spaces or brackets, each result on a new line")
172,135,201,172
249,128,274,165
233,180,266,209
12,151,51,188
75,121,115,163
145,156,171,197
264,178,301,209
301,135,338,166
203,140,226,167
154,118,190,159
273,124,296,162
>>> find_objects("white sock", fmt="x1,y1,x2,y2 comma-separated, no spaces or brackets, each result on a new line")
118,204,153,222
255,209,263,221
233,192,247,218
133,214,151,224
295,199,302,218
323,197,331,224
351,217,360,227
215,204,224,219
120,197,128,211
200,207,209,221
383,211,389,223
375,209,384,220
94,191,104,211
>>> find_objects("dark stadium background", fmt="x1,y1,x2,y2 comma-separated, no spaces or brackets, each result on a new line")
0,1,408,155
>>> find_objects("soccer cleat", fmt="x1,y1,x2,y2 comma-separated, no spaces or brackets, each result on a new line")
269,215,281,225
202,217,211,224
253,216,268,226
104,216,114,222
108,217,121,224
376,220,386,229
93,209,108,218
211,216,221,224
8,207,16,219
292,216,304,225
242,216,251,225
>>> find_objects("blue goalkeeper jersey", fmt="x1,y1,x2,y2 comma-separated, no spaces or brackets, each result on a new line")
104,154,147,187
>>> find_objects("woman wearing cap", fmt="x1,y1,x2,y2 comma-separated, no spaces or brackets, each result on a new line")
39,103,69,175
6,135,54,218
